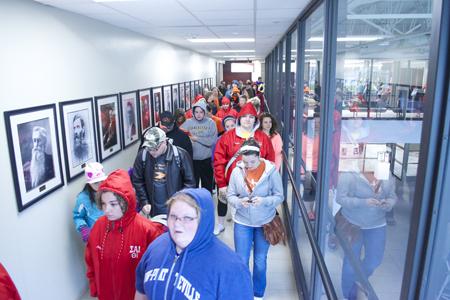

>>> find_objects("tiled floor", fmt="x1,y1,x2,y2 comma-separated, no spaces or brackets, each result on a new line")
81,202,299,300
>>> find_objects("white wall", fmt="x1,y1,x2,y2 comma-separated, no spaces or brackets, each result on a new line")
0,1,215,299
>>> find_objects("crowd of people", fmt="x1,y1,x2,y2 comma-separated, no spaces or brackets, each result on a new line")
68,78,287,300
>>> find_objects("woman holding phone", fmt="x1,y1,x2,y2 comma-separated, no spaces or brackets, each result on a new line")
227,138,284,300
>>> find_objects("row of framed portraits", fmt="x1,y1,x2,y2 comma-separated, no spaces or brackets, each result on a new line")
4,78,213,212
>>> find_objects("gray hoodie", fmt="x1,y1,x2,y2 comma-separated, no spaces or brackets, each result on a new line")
180,100,217,160
336,171,397,229
227,159,284,226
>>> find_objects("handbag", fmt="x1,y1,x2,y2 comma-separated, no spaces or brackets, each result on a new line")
263,214,286,245
242,170,286,246
334,210,361,244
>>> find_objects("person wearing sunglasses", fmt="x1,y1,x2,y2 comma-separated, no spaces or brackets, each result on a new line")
135,188,253,300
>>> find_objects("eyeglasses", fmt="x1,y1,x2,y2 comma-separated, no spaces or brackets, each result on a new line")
168,214,198,224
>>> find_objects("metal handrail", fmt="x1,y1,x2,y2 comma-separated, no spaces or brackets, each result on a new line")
282,151,338,300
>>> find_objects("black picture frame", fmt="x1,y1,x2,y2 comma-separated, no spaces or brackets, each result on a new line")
190,81,195,102
179,83,186,110
59,98,98,182
185,82,192,110
94,94,122,162
119,90,139,149
4,104,64,212
152,87,162,124
138,88,152,134
163,85,172,112
172,84,180,111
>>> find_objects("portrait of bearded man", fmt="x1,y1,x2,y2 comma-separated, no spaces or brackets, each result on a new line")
23,126,55,191
71,113,91,166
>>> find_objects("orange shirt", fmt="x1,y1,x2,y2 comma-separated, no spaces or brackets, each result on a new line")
245,160,265,190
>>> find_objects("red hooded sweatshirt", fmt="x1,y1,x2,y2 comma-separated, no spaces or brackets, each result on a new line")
85,169,165,300
0,263,21,300
213,102,275,188
216,97,238,119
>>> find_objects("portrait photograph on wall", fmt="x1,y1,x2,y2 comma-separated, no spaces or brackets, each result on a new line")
172,84,180,111
59,98,97,182
139,88,152,134
120,90,139,149
94,94,122,162
4,104,64,212
185,82,192,109
179,83,186,110
163,85,172,112
190,81,195,103
152,87,162,124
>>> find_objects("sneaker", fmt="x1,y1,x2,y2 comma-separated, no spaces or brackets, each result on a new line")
213,223,225,235
254,297,263,300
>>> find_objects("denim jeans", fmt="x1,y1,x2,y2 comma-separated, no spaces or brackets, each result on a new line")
234,223,270,298
341,226,386,299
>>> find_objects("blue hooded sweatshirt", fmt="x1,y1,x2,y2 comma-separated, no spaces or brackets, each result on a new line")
135,188,253,300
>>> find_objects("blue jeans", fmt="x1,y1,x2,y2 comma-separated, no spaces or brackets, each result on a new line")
234,223,270,298
341,226,386,299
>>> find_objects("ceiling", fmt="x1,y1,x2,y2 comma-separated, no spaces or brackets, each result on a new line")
34,0,311,61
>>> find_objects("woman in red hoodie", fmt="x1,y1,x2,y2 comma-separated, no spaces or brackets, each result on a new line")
216,96,238,119
85,169,165,300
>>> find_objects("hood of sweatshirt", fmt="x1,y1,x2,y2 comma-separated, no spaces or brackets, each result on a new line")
98,169,137,227
236,102,260,136
192,99,207,114
181,188,214,252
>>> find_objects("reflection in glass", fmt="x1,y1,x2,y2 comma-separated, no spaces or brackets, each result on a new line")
322,1,433,299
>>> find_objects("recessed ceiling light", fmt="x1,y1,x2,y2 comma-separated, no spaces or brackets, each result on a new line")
221,55,256,58
211,50,255,53
93,0,137,2
187,38,255,43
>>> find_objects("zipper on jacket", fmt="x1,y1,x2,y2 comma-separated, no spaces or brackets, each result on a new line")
164,254,179,300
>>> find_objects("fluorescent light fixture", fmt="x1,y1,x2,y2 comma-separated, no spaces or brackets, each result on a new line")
305,49,323,52
211,50,255,53
93,0,137,2
222,55,256,58
308,36,383,42
188,38,255,43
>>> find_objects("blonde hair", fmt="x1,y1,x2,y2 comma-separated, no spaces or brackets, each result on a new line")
166,192,201,220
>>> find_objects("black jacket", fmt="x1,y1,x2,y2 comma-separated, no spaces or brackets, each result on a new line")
165,125,193,159
131,143,196,215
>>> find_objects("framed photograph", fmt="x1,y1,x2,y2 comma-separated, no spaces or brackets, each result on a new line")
201,79,205,91
185,82,192,109
152,87,162,124
59,98,97,182
139,88,152,134
179,83,186,110
190,81,195,102
94,94,122,162
195,80,201,95
163,85,172,112
120,90,139,148
4,104,64,212
172,84,180,111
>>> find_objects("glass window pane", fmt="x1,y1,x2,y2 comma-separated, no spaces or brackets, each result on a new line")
288,29,297,169
323,1,433,299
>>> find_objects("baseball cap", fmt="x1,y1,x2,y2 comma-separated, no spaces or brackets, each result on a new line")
85,162,107,184
142,127,167,150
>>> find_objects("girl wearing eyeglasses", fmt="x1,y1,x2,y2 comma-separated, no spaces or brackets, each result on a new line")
135,188,253,300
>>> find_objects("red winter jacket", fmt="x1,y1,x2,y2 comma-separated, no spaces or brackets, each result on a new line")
213,103,275,188
0,263,21,300
216,97,238,119
85,169,165,300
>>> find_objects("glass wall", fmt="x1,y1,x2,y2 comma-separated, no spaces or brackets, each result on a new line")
301,3,324,225
321,0,433,299
288,29,297,169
